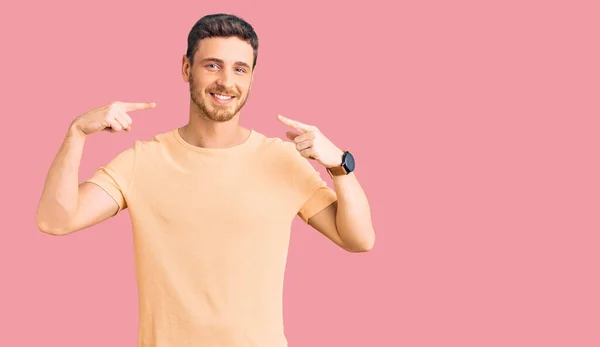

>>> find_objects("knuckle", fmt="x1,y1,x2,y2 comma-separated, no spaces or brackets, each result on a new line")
109,101,122,111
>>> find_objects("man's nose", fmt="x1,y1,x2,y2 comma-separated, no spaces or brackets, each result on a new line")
216,69,235,91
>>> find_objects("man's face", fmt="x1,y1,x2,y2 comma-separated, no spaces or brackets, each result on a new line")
184,37,255,122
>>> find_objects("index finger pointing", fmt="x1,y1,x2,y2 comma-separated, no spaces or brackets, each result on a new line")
277,114,313,132
121,102,157,112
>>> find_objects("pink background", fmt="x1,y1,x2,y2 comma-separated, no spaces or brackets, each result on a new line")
1,0,599,346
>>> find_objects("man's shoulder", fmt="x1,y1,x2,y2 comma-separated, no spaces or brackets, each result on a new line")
253,130,298,157
252,130,318,177
126,128,178,153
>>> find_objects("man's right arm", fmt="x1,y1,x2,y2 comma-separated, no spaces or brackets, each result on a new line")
35,127,119,235
35,101,156,235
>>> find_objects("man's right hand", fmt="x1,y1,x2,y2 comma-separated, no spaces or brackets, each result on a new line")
36,100,156,235
71,101,156,135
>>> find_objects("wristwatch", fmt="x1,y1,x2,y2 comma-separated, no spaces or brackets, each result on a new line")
327,151,355,178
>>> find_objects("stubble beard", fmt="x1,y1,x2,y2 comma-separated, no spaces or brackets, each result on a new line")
189,71,249,122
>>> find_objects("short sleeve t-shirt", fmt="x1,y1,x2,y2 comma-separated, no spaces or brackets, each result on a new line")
84,128,337,347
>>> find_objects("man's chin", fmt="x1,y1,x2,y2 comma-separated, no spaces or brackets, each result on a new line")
193,101,235,122
206,110,236,122
211,115,235,122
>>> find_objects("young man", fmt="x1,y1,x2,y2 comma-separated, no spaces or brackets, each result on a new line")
36,13,375,347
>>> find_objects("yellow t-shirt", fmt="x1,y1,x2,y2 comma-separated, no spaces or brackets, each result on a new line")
85,128,337,347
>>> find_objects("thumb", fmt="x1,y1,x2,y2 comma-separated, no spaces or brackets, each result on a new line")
286,131,301,141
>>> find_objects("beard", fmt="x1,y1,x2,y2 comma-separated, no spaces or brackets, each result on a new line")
189,71,250,122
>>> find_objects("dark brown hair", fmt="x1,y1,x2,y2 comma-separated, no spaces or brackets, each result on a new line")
186,14,259,68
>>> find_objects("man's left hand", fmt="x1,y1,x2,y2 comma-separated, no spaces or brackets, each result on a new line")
277,114,344,168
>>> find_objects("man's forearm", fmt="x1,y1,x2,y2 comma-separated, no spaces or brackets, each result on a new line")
36,126,86,233
332,172,375,251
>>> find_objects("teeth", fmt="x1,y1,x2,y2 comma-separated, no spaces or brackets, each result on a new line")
213,94,233,100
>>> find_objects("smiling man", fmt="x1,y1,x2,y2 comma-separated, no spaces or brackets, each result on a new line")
35,13,375,347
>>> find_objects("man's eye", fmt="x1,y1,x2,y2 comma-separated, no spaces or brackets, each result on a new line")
207,64,218,69
236,68,246,73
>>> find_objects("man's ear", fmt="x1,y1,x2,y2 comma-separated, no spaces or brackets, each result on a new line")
182,55,191,82
249,66,257,86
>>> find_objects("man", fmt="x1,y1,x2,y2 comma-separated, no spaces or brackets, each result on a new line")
36,13,375,347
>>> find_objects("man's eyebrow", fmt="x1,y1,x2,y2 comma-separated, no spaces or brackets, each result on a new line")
199,57,251,69
199,57,224,64
234,61,251,69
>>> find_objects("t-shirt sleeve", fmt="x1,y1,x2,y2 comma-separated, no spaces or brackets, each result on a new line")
83,146,136,214
290,147,338,223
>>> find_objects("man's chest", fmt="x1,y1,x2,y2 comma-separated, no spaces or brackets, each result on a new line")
128,158,299,229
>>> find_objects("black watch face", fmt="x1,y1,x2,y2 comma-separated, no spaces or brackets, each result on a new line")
343,152,355,172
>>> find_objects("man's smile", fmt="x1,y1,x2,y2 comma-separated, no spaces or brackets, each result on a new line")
210,93,235,104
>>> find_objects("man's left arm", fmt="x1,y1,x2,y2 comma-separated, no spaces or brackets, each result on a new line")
278,115,375,252
310,172,375,252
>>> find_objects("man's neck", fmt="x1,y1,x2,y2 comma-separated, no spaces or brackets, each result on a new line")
179,112,251,149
